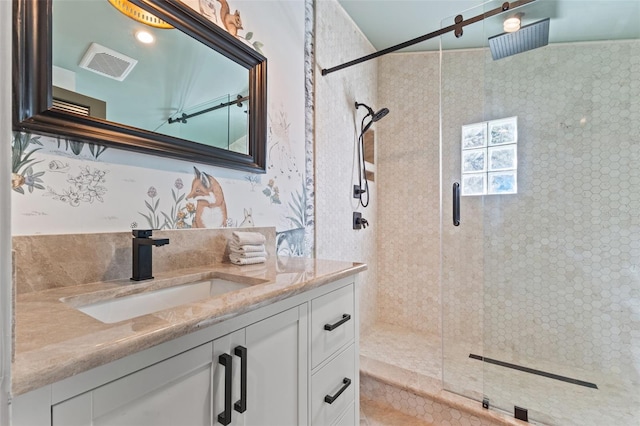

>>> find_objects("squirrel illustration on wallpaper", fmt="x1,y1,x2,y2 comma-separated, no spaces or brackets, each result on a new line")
218,0,243,37
186,167,228,228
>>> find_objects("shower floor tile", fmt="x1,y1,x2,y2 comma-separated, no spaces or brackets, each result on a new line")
360,322,441,380
360,322,640,425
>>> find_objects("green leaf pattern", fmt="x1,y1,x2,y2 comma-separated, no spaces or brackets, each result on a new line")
138,179,196,230
11,133,46,194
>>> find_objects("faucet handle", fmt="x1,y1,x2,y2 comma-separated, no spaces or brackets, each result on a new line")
132,229,153,238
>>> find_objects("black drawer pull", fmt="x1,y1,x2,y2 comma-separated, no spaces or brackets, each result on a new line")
324,314,351,331
324,378,351,404
217,353,232,425
234,345,247,413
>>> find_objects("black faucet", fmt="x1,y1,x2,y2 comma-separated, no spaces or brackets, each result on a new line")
131,229,170,281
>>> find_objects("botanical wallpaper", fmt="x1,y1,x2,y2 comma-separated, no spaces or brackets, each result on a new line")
12,0,311,256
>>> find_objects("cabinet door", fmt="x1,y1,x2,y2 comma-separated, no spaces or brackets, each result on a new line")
243,306,308,426
52,343,214,426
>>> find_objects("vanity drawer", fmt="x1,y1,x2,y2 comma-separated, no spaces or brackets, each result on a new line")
311,344,355,426
311,283,354,367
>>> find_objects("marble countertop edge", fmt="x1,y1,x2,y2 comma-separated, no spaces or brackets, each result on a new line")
12,258,367,396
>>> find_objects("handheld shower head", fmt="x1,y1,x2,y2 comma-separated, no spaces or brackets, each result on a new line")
372,107,389,122
355,101,390,123
353,101,390,209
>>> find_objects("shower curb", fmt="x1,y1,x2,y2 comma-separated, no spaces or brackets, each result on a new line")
360,355,540,426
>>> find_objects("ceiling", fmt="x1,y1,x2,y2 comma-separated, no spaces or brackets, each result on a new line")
52,0,249,147
336,0,640,53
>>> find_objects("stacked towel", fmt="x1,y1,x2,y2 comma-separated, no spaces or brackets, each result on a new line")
232,231,266,245
229,231,267,265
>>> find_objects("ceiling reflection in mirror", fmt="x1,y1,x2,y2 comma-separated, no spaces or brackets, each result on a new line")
52,0,250,155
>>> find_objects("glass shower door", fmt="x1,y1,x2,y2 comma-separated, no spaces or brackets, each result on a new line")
439,5,488,404
479,0,640,424
441,1,640,424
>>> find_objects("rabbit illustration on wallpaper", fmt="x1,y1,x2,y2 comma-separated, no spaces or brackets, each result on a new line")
218,0,243,37
186,166,228,228
198,0,218,21
239,208,255,227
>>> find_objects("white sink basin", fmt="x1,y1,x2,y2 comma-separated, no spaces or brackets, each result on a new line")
75,279,251,324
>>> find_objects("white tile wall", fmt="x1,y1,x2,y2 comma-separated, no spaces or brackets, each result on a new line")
315,0,379,335
377,52,441,334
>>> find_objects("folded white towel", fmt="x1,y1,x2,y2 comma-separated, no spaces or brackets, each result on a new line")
230,255,266,265
232,231,266,246
230,250,268,259
229,241,266,253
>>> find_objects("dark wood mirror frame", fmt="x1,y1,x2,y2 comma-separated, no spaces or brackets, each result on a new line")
13,0,267,173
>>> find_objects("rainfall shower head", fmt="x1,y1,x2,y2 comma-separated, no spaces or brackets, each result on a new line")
488,17,550,60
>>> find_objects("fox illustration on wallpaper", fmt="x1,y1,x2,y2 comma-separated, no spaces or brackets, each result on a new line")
186,166,228,228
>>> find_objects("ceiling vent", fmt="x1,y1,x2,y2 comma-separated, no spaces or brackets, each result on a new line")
79,42,138,81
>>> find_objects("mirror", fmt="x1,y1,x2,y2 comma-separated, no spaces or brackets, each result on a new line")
13,0,267,173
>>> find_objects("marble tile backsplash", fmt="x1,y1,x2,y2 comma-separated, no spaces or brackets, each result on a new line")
13,227,276,294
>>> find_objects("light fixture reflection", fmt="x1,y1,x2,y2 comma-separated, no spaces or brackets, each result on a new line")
503,14,522,33
108,0,173,29
135,30,155,44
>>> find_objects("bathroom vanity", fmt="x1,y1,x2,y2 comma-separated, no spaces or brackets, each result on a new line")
10,229,365,426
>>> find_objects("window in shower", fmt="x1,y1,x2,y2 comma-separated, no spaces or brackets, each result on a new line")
461,116,518,195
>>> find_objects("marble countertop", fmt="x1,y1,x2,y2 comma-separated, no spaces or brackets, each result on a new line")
13,257,366,396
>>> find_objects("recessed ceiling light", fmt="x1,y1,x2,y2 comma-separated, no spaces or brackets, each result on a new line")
503,14,522,33
135,30,155,44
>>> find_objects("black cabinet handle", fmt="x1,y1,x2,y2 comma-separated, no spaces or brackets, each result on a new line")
234,346,247,413
453,182,461,226
324,314,351,331
324,378,351,404
217,353,232,425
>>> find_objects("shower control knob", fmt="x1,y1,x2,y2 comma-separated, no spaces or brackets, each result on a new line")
353,212,369,230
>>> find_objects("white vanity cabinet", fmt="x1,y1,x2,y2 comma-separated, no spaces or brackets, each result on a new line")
52,343,215,426
11,276,358,426
212,306,307,426
50,306,305,426
310,284,357,425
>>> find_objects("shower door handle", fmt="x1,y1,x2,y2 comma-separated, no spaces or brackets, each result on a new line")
453,182,460,226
